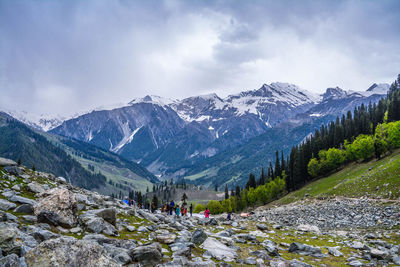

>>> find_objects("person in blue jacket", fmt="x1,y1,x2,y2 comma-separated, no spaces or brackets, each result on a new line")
169,200,175,215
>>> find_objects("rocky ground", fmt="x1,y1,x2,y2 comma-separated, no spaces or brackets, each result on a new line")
0,157,399,267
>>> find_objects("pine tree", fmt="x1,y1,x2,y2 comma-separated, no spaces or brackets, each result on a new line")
246,173,256,189
274,150,281,178
224,184,229,199
235,185,241,197
181,193,188,204
258,167,266,185
17,158,21,166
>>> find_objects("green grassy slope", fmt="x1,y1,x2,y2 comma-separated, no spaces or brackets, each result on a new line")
274,149,400,205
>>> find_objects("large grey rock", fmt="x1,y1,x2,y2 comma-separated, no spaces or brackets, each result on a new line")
289,242,323,257
130,242,162,266
156,231,176,244
8,196,36,206
0,223,38,256
200,237,237,262
0,199,17,211
27,183,44,194
14,204,34,214
290,259,313,267
327,246,343,257
94,208,117,226
79,215,118,236
3,166,22,176
24,236,119,267
137,209,159,223
256,223,268,231
0,253,21,267
34,188,78,228
191,228,207,245
0,157,17,167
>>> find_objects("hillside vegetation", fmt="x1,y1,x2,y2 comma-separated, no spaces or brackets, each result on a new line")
274,149,400,206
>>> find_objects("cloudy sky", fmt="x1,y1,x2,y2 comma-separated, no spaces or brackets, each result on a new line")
1,0,399,116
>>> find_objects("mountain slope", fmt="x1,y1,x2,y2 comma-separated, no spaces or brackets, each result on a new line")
0,112,157,194
0,112,106,189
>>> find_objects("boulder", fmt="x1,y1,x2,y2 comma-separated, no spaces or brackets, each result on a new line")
14,204,34,214
94,208,117,226
8,195,36,206
24,236,119,267
256,223,268,231
156,232,176,244
191,228,207,245
200,237,237,262
0,157,17,167
0,253,21,267
130,242,162,266
27,182,45,194
137,209,159,223
327,246,343,257
0,199,17,211
0,223,38,256
288,242,323,257
34,188,78,228
297,224,320,234
3,166,22,176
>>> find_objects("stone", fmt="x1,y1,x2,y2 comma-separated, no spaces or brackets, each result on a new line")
327,246,343,257
0,253,21,267
348,260,363,267
200,237,237,262
34,188,78,228
94,208,117,226
36,211,62,227
0,223,38,256
11,185,20,191
251,250,271,261
130,242,162,266
22,215,37,223
270,258,288,267
137,209,159,223
137,226,148,232
27,182,44,194
55,177,67,184
188,259,216,267
297,224,320,234
369,248,388,259
263,240,279,256
290,259,313,267
156,232,176,244
191,228,207,245
14,204,34,214
350,241,366,250
127,226,136,232
24,236,119,267
256,223,268,231
3,166,22,176
0,157,17,167
288,242,322,257
244,257,257,265
0,199,17,211
8,195,36,206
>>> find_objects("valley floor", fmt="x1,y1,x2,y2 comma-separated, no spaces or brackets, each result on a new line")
0,157,399,266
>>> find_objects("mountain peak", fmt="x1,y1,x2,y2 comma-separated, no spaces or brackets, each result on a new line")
364,83,390,95
322,87,348,101
129,95,177,106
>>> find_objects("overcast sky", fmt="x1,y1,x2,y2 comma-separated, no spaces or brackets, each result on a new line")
1,0,399,117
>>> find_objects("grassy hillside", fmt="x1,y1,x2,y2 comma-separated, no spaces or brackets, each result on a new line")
274,149,400,205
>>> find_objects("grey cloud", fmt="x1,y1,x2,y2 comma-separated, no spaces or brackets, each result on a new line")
0,0,399,116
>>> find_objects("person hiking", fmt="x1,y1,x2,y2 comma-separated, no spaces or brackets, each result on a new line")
204,207,210,218
176,205,180,217
189,203,193,217
181,204,185,216
227,212,232,220
169,200,175,215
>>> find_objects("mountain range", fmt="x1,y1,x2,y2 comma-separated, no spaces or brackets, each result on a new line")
2,82,390,188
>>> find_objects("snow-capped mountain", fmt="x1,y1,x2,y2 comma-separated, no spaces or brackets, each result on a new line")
50,82,389,179
3,110,66,132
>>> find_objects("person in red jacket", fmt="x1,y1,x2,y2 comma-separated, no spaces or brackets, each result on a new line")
204,207,210,218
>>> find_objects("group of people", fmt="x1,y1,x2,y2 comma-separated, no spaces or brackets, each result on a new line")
161,201,194,217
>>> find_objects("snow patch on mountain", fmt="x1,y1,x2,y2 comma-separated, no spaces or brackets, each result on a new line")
111,124,143,153
3,110,66,132
129,95,177,106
